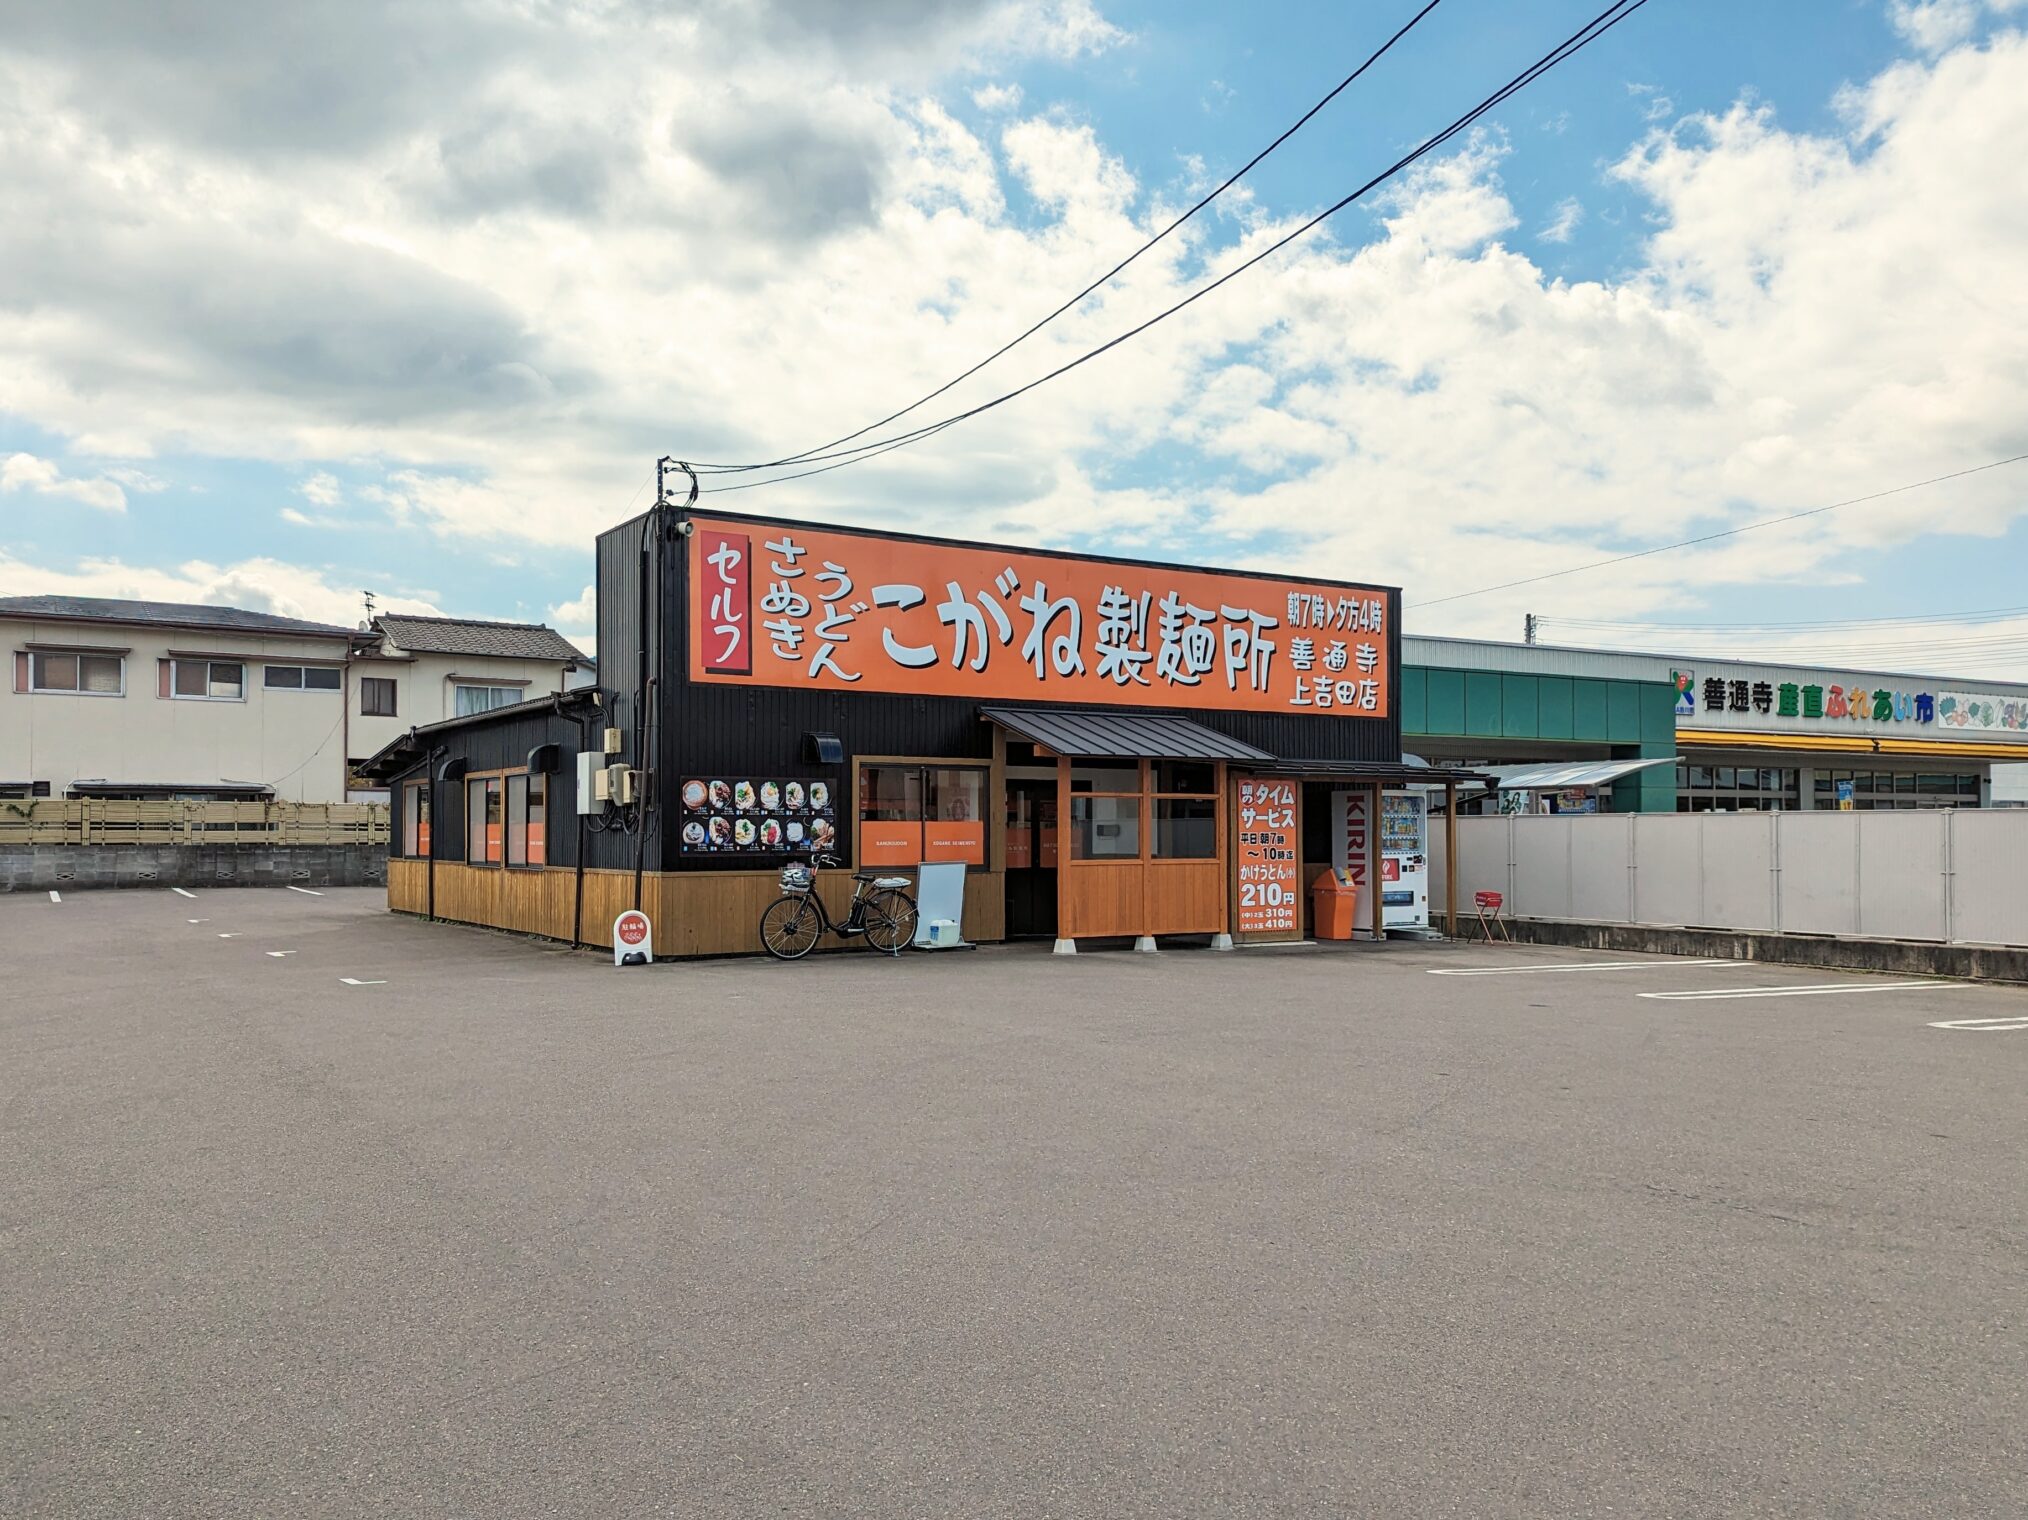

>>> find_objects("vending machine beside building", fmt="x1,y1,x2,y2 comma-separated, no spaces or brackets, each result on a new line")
1379,790,1429,931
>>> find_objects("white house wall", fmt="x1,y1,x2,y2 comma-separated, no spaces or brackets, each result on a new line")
346,652,578,775
1,617,352,801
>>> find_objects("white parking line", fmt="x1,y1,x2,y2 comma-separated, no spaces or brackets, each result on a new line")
286,885,324,897
1638,981,1970,1002
170,887,197,899
48,890,61,903
187,918,209,924
217,933,242,939
338,977,386,986
1429,959,1750,977
265,951,297,958
1929,1016,2028,1031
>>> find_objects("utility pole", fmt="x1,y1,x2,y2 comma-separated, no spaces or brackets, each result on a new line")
1524,613,1537,646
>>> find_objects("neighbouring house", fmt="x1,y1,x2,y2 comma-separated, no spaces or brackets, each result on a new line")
0,595,359,802
0,596,590,805
346,614,589,799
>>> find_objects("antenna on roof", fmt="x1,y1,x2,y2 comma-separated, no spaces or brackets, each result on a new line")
362,590,377,621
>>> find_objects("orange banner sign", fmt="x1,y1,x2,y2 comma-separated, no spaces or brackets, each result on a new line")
1234,774,1301,936
688,516,1391,719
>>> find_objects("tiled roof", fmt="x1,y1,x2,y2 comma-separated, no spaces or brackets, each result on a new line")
0,594,355,639
373,614,586,663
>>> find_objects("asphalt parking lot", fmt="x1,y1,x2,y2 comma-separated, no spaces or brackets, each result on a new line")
6,887,2026,1518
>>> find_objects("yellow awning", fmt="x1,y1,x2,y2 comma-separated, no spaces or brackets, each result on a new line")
1676,728,2028,760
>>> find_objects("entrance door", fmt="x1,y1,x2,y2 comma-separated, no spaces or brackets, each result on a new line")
1004,779,1059,938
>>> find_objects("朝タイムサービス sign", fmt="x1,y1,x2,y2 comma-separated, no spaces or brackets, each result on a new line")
1234,775,1300,937
688,516,1393,718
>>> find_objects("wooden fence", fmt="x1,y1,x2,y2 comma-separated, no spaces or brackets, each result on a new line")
0,799,390,847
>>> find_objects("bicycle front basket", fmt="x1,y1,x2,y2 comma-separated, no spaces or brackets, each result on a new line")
779,863,815,893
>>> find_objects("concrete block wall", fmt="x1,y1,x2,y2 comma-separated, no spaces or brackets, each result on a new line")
0,844,387,892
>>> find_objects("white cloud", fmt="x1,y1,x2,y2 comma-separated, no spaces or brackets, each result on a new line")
103,466,168,493
549,583,596,630
0,452,126,513
971,82,1023,112
1,4,2026,673
1537,195,1584,244
1627,81,1674,122
0,550,442,625
1889,0,1981,52
297,471,342,506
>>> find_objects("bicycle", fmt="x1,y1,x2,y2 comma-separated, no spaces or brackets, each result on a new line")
759,852,919,960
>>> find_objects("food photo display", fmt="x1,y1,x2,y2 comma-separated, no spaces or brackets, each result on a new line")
678,776,838,856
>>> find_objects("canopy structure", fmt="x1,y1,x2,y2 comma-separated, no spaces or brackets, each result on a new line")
1265,757,1495,787
980,706,1275,763
1475,757,1678,792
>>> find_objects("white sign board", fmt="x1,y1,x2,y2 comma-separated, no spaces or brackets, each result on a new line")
1329,790,1374,933
613,909,653,965
912,862,968,949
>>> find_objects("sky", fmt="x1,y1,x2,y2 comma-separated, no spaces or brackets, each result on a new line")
3,0,2027,676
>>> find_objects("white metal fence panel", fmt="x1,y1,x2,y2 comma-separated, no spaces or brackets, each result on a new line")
1775,814,1862,937
1699,814,1779,932
1434,811,2025,945
1570,817,1634,922
1948,810,2028,945
1454,816,1513,914
1855,812,1946,941
1631,815,1704,928
1511,818,1574,921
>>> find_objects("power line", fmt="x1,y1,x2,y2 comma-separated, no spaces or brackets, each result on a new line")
692,0,1655,493
1410,452,2028,609
691,0,1449,476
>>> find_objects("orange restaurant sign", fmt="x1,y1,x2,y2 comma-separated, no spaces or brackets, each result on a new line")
687,516,1392,718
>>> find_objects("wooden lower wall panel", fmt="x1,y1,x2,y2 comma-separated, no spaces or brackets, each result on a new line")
1145,860,1225,935
387,862,1005,958
389,858,427,915
1062,861,1145,939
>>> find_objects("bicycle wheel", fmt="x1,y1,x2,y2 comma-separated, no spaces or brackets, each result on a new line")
760,896,823,960
861,889,918,955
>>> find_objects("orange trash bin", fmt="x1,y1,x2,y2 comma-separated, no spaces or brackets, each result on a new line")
1310,869,1359,941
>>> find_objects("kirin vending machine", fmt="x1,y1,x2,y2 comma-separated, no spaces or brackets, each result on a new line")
1378,790,1429,931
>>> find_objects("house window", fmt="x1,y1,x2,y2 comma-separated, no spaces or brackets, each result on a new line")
360,677,397,716
171,660,244,701
265,665,342,691
857,762,989,867
28,651,124,695
454,685,522,717
466,776,502,864
402,780,432,857
506,773,547,867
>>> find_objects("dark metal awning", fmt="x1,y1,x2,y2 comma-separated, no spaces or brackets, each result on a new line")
982,706,1275,763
